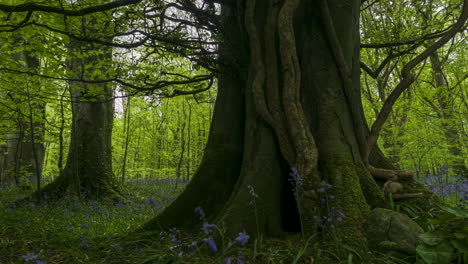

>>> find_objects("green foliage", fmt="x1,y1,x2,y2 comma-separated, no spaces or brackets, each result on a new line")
416,205,468,264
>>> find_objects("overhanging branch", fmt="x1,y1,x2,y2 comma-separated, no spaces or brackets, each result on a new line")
366,0,468,161
0,0,143,16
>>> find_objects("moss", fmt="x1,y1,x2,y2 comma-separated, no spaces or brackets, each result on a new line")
356,163,388,208
318,157,370,254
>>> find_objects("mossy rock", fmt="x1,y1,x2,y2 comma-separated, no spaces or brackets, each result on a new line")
366,208,424,256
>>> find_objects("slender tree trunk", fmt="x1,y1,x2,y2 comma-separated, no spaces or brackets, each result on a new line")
186,101,192,181
57,91,67,173
429,52,468,176
4,49,45,187
175,121,186,180
121,96,131,183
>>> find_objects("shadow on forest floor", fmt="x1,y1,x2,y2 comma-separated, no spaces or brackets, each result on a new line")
0,176,466,264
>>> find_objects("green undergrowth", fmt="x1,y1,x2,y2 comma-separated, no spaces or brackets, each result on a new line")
0,178,455,264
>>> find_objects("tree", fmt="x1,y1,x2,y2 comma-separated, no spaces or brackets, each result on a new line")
427,50,468,176
0,31,46,188
35,5,120,199
143,0,467,249
0,0,465,251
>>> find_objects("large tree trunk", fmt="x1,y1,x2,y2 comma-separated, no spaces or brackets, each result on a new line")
144,0,390,249
143,4,247,230
35,11,119,200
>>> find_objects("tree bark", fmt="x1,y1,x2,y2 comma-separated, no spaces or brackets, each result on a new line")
143,3,246,230
34,9,119,200
144,1,390,249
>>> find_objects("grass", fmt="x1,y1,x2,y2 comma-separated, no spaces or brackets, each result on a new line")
1,175,461,264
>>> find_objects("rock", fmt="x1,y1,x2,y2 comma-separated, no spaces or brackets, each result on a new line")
366,208,424,256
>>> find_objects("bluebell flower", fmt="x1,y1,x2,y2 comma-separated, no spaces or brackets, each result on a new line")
22,252,37,262
188,241,198,251
320,181,333,188
202,237,218,253
289,168,303,196
247,185,259,198
195,207,205,220
202,223,216,234
113,243,122,250
234,231,249,245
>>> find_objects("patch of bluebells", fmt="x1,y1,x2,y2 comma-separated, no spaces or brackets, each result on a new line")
21,252,45,264
289,167,303,197
419,167,468,208
313,181,346,230
165,207,250,260
78,234,92,248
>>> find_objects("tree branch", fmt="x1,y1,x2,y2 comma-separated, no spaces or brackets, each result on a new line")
366,0,468,161
0,0,143,16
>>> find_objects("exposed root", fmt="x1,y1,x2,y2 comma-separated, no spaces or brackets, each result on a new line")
392,193,424,199
383,181,423,200
368,166,413,181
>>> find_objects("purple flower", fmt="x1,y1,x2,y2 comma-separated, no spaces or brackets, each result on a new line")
234,231,249,245
188,241,198,251
202,237,218,253
247,185,259,198
202,223,217,234
289,168,303,196
320,181,333,188
22,253,37,262
195,207,205,220
317,188,325,193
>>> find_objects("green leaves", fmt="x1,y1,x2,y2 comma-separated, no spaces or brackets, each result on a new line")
419,232,445,246
416,241,454,264
416,205,468,264
439,205,468,218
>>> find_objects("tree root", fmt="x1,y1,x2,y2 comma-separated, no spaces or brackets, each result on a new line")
368,166,413,181
382,181,423,200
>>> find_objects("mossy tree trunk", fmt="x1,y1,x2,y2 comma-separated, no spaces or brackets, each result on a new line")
144,0,391,248
36,7,119,200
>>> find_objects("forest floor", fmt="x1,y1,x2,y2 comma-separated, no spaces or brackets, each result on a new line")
0,176,466,264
